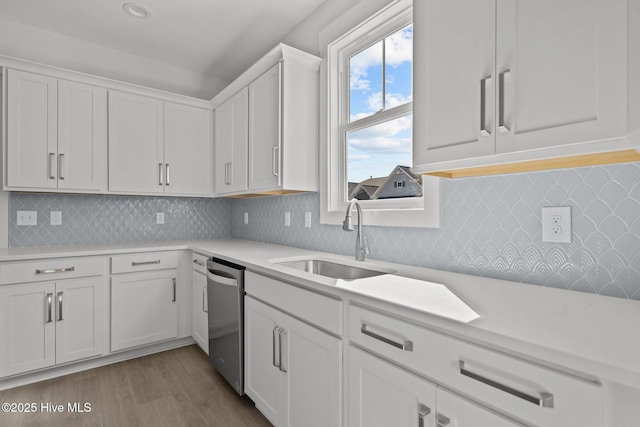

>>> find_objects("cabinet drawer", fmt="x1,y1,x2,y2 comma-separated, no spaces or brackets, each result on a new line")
0,257,105,285
111,251,178,274
191,252,208,275
245,271,342,335
349,305,602,427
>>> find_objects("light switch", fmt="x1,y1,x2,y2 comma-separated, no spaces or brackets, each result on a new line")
17,211,37,226
50,211,62,226
156,212,165,224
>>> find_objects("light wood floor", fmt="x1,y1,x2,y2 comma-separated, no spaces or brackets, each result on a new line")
0,345,272,427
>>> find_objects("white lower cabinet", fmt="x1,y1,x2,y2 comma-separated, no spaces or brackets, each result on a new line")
0,277,104,378
349,347,520,427
110,270,178,351
245,296,341,427
191,253,208,354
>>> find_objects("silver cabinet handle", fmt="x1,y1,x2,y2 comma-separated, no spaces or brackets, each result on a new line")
278,328,287,373
418,404,431,427
172,278,176,302
480,76,492,136
272,146,279,177
131,260,161,266
459,360,554,408
58,153,65,180
437,413,451,427
224,163,228,185
202,286,207,313
49,153,56,180
165,163,170,186
272,326,281,368
158,163,163,186
227,162,233,185
35,267,75,275
57,292,63,321
498,69,510,132
46,293,53,323
193,259,205,267
361,323,413,351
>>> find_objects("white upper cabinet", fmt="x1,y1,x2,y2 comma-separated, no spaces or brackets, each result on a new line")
108,91,165,194
6,69,106,192
164,102,213,196
108,91,213,196
212,44,321,197
215,87,249,195
413,0,630,173
249,64,281,192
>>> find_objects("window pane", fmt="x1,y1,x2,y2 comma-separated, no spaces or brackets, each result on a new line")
385,24,413,109
349,41,383,122
347,114,421,201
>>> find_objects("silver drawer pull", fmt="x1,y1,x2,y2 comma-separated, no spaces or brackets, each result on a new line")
459,360,554,408
361,323,413,351
57,292,64,321
437,413,451,427
131,260,161,266
418,404,431,427
172,278,177,303
36,267,75,275
46,293,53,323
193,259,205,267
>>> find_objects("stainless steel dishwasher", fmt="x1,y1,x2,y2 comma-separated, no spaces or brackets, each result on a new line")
206,257,246,395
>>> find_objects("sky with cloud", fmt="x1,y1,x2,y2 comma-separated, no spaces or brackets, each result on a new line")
347,24,413,184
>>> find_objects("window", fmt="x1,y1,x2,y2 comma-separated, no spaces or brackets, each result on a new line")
322,0,440,228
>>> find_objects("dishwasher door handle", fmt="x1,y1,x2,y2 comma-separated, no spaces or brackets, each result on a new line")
207,271,238,287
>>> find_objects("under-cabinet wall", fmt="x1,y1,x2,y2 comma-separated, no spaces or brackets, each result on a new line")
8,193,231,247
232,162,640,300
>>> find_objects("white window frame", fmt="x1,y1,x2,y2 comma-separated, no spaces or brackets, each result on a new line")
320,0,440,228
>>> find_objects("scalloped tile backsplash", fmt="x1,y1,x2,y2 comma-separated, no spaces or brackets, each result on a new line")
231,163,640,300
9,194,231,246
8,162,640,299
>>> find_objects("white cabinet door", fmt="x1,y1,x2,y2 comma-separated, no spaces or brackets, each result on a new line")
215,87,249,195
164,102,213,196
57,80,106,192
55,277,104,365
249,64,281,192
111,270,178,351
0,282,56,377
108,91,164,194
413,0,496,165
348,346,436,427
281,315,341,427
6,69,58,189
436,388,522,427
495,0,627,154
191,270,208,354
244,296,283,426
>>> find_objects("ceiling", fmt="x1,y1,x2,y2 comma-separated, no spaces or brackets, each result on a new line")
0,0,326,83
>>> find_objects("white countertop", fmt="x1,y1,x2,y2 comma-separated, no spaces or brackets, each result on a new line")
1,238,639,389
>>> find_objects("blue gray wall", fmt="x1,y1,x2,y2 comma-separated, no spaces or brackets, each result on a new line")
232,162,640,300
8,162,640,300
9,194,231,247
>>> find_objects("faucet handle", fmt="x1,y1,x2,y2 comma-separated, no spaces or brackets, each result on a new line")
362,234,370,255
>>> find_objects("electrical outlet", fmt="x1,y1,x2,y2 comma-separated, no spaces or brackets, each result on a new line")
284,212,291,227
542,206,571,243
305,212,312,228
156,212,165,224
50,211,62,226
243,212,249,225
17,211,37,226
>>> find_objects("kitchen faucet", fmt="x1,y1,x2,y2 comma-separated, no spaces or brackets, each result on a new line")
343,199,370,261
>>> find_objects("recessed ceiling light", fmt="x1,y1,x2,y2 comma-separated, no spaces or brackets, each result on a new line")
123,2,152,19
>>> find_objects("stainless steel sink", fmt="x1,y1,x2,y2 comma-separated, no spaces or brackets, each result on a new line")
273,258,392,281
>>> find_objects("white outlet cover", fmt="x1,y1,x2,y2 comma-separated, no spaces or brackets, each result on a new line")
50,211,62,226
542,206,571,243
244,212,249,225
284,212,291,227
305,212,312,228
17,211,37,226
156,212,165,224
